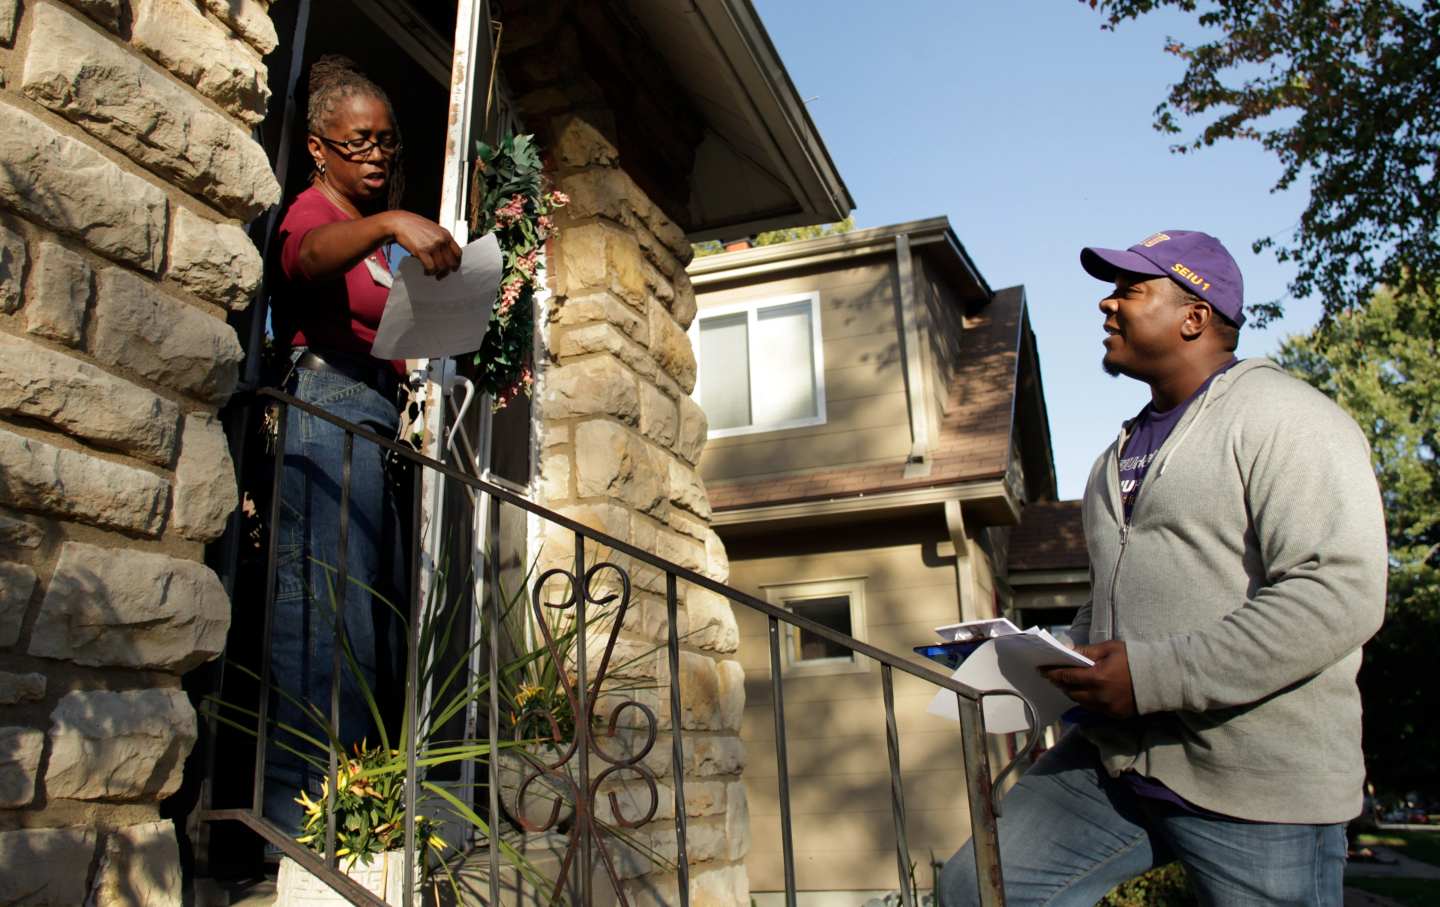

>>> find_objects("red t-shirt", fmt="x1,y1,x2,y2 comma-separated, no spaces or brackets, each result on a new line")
272,186,398,366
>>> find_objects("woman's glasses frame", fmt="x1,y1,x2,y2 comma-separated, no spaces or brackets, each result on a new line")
313,133,402,160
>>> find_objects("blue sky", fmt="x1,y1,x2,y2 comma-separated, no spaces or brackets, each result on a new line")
753,1,1323,499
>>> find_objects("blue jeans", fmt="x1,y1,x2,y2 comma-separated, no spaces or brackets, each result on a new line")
263,361,408,835
939,732,1346,906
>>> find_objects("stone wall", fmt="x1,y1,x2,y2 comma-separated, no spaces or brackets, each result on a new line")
503,5,749,905
0,0,271,901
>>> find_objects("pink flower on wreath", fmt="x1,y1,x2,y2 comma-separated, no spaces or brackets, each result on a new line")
515,248,539,278
546,191,569,208
497,277,524,317
494,194,527,227
537,215,553,236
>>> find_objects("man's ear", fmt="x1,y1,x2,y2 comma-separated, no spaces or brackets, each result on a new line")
1180,302,1212,341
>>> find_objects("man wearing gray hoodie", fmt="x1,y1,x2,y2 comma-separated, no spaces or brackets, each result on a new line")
940,231,1387,906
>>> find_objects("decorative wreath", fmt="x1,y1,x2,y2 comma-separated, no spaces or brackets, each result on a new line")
466,134,567,409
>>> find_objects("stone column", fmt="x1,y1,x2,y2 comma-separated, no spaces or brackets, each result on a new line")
0,1,275,901
503,5,749,905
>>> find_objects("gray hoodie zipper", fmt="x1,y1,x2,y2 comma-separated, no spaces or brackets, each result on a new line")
1106,370,1231,637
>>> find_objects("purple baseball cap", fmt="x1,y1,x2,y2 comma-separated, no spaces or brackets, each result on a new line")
1080,230,1246,327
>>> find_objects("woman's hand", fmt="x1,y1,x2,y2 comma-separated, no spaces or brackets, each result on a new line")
295,210,463,283
384,211,463,279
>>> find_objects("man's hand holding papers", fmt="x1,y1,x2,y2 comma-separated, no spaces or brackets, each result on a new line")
924,619,1094,734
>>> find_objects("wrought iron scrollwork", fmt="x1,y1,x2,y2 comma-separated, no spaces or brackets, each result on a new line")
517,558,660,905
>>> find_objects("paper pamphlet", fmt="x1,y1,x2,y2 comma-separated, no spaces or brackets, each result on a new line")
370,233,504,360
925,623,1093,734
933,617,1021,642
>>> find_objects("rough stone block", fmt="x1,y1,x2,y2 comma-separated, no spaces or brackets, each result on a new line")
0,827,97,905
89,822,183,906
574,420,665,513
542,357,639,423
203,0,279,55
45,688,196,800
716,660,745,733
25,240,91,345
655,529,705,573
667,458,710,520
684,587,739,655
0,727,44,807
0,671,46,704
0,560,38,646
676,394,708,465
550,289,648,344
168,206,264,310
552,115,618,168
657,650,720,731
552,322,657,380
132,0,269,125
559,167,632,222
92,267,243,402
0,510,44,549
0,0,17,43
60,0,122,31
0,428,169,536
22,4,280,221
640,381,678,448
0,332,181,465
173,412,237,540
555,222,648,310
648,300,697,394
670,271,698,330
703,528,729,584
537,450,571,504
0,222,25,313
30,541,229,672
0,99,167,273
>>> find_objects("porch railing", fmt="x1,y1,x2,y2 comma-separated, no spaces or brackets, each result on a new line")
199,386,1036,906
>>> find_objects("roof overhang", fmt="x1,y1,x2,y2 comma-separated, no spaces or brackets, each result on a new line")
623,0,854,240
688,215,991,300
711,476,1022,539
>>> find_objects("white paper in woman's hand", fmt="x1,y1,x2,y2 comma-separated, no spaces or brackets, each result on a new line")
370,233,503,359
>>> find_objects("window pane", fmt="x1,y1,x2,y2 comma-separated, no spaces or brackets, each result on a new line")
752,302,817,426
698,313,751,430
790,595,852,661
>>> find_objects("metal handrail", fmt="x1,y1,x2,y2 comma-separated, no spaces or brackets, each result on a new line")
202,386,1032,906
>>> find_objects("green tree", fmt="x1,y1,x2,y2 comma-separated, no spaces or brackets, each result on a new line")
691,216,855,258
1086,0,1440,324
1276,287,1440,798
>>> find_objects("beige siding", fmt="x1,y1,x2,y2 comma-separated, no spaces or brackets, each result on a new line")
725,524,981,894
697,257,912,483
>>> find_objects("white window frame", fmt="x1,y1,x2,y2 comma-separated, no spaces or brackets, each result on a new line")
689,292,827,439
762,576,869,677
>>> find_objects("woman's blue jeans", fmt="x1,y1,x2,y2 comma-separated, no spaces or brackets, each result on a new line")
938,731,1347,906
262,362,408,835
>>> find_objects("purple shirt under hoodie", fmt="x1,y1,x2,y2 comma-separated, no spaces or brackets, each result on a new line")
1117,358,1239,815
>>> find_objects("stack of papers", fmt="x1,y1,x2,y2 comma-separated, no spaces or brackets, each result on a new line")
924,618,1092,734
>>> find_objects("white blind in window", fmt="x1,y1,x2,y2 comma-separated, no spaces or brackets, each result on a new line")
698,313,751,430
752,302,817,426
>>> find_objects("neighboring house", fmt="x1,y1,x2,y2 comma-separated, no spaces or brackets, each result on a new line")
688,218,1087,904
0,0,853,902
1008,499,1088,632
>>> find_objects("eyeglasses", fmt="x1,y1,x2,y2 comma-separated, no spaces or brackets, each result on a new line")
314,133,402,158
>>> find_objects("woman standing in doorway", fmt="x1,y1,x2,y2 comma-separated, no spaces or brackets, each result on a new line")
264,55,461,834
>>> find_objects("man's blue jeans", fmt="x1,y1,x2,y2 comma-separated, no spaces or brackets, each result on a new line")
262,363,408,835
938,732,1346,906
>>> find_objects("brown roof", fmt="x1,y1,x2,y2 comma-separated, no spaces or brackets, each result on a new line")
707,285,1025,512
1008,500,1087,572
